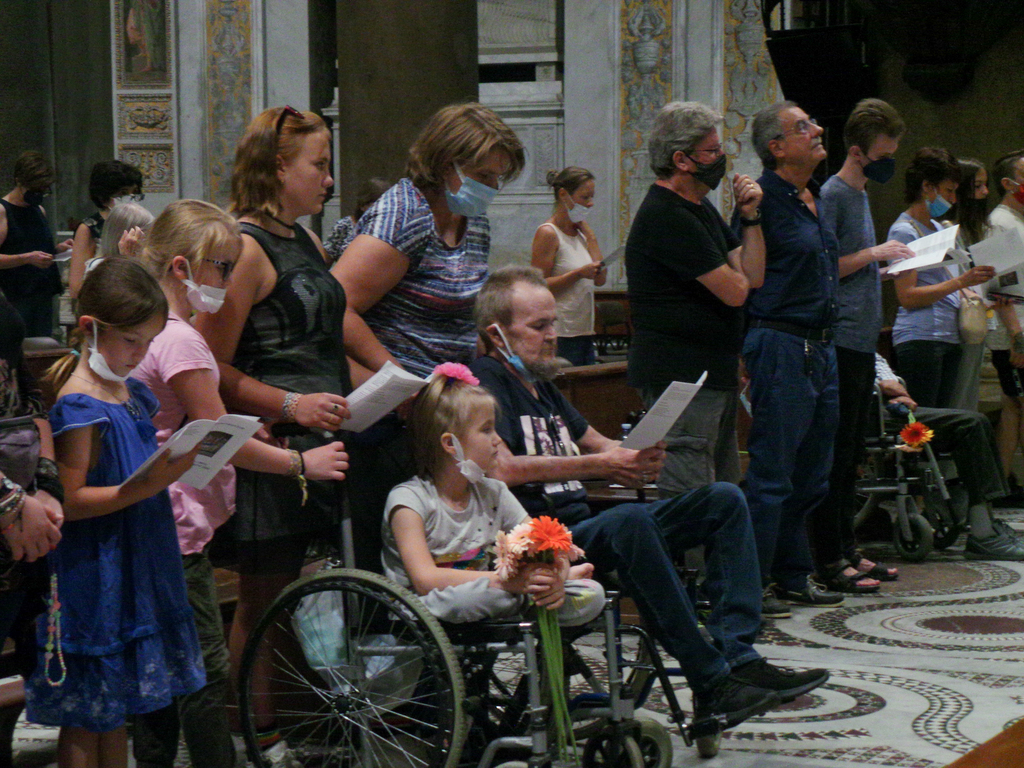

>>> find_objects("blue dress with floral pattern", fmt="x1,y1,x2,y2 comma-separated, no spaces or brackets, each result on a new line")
25,378,205,732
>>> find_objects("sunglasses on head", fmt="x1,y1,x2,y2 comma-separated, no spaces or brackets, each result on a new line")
275,105,303,135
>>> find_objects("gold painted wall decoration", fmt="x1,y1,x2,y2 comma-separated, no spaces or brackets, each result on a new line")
118,143,175,193
118,94,173,139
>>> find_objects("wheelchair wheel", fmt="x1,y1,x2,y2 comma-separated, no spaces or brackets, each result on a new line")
238,568,466,768
893,513,934,562
636,718,672,768
695,733,720,758
582,729,645,768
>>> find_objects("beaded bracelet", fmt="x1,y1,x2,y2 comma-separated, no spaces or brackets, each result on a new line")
0,489,26,534
282,392,301,422
44,574,66,687
285,450,309,506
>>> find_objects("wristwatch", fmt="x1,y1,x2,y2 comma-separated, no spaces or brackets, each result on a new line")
0,477,19,500
739,211,762,227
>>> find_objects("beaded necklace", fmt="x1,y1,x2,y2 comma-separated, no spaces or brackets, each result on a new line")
44,574,66,686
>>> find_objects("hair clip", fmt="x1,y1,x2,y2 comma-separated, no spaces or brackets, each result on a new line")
431,362,479,387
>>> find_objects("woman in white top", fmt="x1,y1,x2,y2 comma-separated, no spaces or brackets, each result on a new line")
530,167,606,366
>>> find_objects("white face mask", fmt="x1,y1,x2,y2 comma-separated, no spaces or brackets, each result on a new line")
87,323,132,383
183,261,227,314
566,198,590,223
449,434,485,484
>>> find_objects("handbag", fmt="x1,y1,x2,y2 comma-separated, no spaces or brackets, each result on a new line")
958,291,989,345
0,415,40,489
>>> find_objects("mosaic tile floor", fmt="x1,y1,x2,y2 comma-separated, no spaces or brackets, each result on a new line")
9,513,1024,767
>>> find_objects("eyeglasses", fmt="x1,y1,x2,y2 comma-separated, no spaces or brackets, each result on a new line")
687,146,724,160
127,192,145,202
773,118,819,140
275,105,303,135
204,258,234,281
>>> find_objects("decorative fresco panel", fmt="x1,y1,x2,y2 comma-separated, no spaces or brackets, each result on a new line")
118,143,175,193
114,0,172,88
722,0,779,218
618,0,673,240
206,0,253,205
117,94,173,139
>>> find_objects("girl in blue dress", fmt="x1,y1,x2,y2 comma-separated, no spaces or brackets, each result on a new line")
27,258,205,768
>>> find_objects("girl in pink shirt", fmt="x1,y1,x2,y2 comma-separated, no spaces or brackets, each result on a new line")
131,200,349,768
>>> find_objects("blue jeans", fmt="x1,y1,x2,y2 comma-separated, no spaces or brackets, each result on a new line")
569,482,761,693
557,335,597,366
742,328,839,592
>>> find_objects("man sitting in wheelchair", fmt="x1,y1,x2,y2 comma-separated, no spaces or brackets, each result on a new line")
875,354,1024,560
466,266,830,730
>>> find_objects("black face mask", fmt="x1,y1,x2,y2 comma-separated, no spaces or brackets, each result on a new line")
685,152,727,191
23,189,48,206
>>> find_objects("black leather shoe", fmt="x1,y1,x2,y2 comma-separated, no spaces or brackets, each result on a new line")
775,580,844,607
730,658,829,703
693,675,780,730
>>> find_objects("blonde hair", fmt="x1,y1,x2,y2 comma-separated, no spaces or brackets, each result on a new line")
230,106,329,223
45,258,167,393
406,102,525,192
139,199,241,278
410,374,498,480
98,202,154,260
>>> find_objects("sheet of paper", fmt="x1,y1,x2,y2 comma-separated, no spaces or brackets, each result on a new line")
968,228,1024,300
602,246,624,266
344,360,429,432
620,372,707,450
883,224,960,275
52,251,74,262
123,414,261,490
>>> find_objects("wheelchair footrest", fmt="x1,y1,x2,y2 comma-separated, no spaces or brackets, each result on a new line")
687,715,725,741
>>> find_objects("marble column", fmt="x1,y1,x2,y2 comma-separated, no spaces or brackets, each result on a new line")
334,1,478,219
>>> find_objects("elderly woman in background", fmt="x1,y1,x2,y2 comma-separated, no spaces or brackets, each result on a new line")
68,160,144,298
0,152,73,337
890,148,994,408
531,166,606,366
323,176,391,266
84,202,154,276
331,102,525,570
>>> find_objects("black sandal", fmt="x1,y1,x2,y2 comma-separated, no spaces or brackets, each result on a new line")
849,552,899,582
818,561,881,595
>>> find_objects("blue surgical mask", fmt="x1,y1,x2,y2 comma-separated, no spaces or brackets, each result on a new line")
928,192,953,218
445,166,499,217
490,324,535,383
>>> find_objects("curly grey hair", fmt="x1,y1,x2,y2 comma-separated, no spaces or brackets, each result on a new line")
648,101,722,180
751,100,798,170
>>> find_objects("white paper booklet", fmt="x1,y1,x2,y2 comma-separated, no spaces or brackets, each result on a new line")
620,372,707,450
969,228,1024,300
602,245,625,266
883,224,960,275
52,250,74,262
123,414,261,490
344,360,431,433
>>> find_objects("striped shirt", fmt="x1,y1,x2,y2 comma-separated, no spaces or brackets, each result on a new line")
359,178,490,377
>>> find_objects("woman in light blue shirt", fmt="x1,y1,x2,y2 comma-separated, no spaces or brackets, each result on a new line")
890,148,993,407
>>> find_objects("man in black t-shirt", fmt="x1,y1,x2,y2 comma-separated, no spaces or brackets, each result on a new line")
626,101,764,506
471,266,829,731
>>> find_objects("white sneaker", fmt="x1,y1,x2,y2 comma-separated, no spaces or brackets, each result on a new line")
262,740,303,768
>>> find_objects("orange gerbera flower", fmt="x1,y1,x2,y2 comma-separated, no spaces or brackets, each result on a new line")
900,421,934,449
530,516,573,552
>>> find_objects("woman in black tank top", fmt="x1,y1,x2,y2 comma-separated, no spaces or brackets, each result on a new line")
0,152,73,337
195,108,350,744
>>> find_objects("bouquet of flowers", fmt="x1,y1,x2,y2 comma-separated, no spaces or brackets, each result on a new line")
493,516,586,762
898,411,934,452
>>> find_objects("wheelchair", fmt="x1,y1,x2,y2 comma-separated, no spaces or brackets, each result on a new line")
235,515,727,767
854,380,967,562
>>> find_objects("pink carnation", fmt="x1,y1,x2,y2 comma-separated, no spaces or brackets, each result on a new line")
432,362,479,386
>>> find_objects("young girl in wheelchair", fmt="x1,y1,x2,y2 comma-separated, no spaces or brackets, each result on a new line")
382,363,604,625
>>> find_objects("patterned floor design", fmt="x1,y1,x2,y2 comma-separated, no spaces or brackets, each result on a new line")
9,512,1024,767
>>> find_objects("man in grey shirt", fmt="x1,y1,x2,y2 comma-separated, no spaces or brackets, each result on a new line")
808,99,914,593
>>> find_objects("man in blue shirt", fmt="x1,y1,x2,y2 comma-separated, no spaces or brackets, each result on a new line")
744,101,843,610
